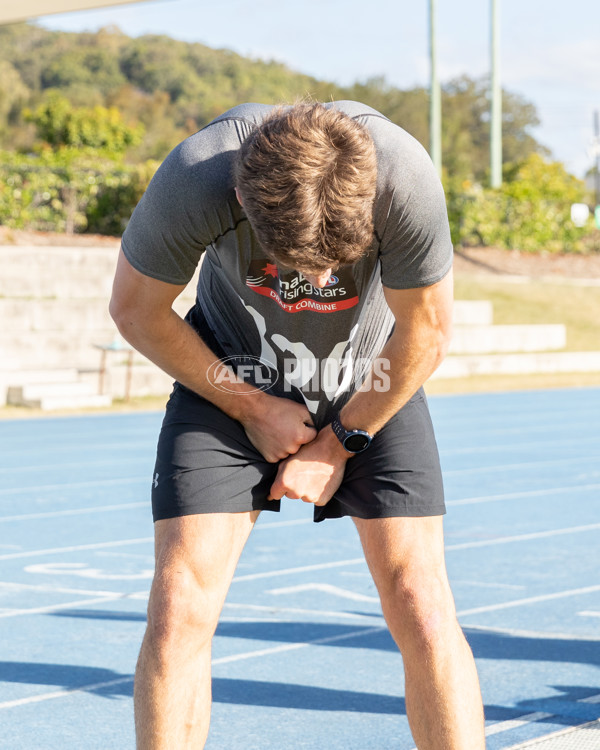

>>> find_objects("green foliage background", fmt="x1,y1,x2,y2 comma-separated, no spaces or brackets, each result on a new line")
0,22,595,250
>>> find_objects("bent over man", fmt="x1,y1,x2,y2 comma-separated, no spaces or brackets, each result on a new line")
110,101,485,749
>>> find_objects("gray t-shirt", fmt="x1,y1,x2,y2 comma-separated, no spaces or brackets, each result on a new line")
122,101,453,427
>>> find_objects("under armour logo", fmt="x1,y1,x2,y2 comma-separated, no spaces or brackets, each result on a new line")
153,472,159,489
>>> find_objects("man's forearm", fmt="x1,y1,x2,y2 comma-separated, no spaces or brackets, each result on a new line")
337,323,448,436
113,307,268,423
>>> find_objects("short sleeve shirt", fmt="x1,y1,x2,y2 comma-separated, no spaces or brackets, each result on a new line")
121,101,453,426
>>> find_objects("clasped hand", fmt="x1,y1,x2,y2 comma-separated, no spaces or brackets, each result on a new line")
241,397,349,506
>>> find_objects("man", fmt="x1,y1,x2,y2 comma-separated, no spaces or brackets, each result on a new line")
110,101,485,749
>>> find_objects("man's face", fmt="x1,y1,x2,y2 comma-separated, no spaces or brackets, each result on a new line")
301,269,334,289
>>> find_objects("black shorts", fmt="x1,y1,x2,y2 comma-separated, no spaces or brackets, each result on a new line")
151,383,445,523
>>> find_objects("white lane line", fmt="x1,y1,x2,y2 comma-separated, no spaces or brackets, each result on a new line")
452,580,526,590
232,557,366,583
0,477,147,496
254,518,312,530
267,583,380,603
579,694,600,704
0,594,131,619
446,522,600,551
234,524,600,582
0,458,151,475
222,602,383,623
212,625,385,666
439,436,597,456
485,712,555,737
457,584,600,617
0,502,147,523
0,624,384,710
578,611,600,618
0,677,136,710
504,720,600,749
0,537,153,561
0,581,125,597
443,455,600,476
458,623,600,643
447,484,600,508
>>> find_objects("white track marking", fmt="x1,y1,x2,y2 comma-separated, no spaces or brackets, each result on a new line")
212,625,384,666
222,602,383,622
485,712,555,737
0,594,131,619
579,694,600,704
267,583,380,603
0,477,147,496
0,677,136,710
443,455,600,476
0,502,147,523
0,537,153,561
578,611,600,618
0,581,125,597
504,719,600,748
446,522,600,551
232,558,366,582
0,625,384,710
439,436,598,455
458,623,600,642
457,584,600,617
254,518,312,530
0,458,151,475
452,580,526,590
447,484,600,508
24,562,154,581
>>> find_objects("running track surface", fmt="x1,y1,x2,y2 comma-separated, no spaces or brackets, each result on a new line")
0,387,599,749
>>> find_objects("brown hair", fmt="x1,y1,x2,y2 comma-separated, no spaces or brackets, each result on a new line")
234,103,377,273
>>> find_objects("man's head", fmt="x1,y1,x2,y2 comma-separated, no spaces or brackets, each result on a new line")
234,103,377,276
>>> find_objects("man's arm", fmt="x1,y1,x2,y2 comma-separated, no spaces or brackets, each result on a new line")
268,269,454,504
337,267,454,435
109,249,316,462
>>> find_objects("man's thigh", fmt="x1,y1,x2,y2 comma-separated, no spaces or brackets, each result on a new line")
151,511,260,615
353,515,448,588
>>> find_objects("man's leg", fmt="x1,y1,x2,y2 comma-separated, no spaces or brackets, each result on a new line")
354,515,485,750
135,510,259,750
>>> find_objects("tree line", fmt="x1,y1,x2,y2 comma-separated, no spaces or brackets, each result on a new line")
0,22,595,250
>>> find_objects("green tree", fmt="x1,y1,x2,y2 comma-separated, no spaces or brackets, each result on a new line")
24,92,144,154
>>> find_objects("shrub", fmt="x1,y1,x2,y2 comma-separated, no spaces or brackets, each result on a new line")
0,149,158,235
445,154,592,253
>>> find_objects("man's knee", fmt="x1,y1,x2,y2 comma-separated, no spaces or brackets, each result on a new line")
380,567,458,652
145,561,223,660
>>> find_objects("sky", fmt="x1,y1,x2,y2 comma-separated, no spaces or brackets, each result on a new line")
37,0,600,178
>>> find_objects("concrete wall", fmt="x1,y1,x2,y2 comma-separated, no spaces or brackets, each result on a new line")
0,245,198,400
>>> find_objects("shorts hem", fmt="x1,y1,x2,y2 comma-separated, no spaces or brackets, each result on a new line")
314,504,446,522
152,500,282,523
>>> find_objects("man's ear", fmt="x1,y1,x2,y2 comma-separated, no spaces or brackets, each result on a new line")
234,187,243,206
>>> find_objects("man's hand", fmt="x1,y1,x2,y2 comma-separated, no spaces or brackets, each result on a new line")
267,425,351,506
240,397,317,463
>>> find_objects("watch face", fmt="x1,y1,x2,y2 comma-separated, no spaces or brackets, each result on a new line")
343,432,370,453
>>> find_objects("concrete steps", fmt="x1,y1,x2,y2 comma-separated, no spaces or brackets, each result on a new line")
449,324,567,354
432,351,600,380
5,372,112,410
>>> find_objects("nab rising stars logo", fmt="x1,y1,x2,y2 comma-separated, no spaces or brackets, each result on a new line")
246,260,358,314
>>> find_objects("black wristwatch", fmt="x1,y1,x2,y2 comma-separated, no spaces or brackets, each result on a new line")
330,414,373,454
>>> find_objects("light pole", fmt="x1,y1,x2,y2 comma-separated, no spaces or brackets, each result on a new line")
490,0,502,187
429,0,442,175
